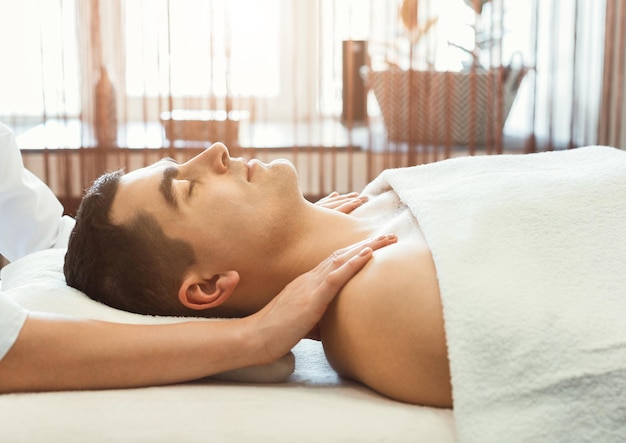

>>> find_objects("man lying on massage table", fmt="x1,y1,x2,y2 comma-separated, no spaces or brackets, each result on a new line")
65,142,452,407
0,122,390,394
64,141,626,415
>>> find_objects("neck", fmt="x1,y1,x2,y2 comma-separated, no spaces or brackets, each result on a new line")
225,201,378,316
284,203,377,279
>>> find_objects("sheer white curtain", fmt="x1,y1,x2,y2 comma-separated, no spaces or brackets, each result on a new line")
0,0,80,126
0,0,620,214
360,0,608,151
503,0,606,149
0,0,615,149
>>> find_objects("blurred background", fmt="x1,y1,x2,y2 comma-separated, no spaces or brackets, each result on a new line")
0,0,623,214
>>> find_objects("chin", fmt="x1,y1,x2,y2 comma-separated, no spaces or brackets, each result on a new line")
270,158,297,173
272,159,301,185
269,158,293,166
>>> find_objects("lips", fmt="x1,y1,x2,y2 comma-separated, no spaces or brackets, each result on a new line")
244,161,250,181
238,158,251,181
247,159,265,181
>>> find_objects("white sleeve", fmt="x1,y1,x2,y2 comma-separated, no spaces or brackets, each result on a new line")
0,293,27,361
0,123,75,262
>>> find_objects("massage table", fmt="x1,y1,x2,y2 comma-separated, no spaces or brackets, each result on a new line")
3,146,626,442
0,248,456,442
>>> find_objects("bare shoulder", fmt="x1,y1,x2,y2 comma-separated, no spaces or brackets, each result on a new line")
319,226,452,407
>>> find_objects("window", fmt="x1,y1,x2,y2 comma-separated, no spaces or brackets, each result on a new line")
0,0,80,119
124,0,281,98
0,0,609,149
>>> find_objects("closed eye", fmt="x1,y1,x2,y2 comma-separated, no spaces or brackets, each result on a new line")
160,166,179,209
161,156,178,165
188,180,196,199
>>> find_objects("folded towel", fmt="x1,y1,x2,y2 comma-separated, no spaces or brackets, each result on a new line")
364,146,626,442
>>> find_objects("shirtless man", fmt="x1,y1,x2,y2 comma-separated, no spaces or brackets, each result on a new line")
64,142,452,407
0,121,395,394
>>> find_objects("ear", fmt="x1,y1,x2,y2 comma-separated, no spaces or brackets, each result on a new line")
178,270,240,311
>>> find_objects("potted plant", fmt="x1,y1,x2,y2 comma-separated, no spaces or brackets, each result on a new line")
367,0,526,146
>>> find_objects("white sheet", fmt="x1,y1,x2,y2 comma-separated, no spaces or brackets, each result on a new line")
0,340,456,443
0,248,456,442
366,146,626,442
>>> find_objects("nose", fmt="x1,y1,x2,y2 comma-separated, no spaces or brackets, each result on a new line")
185,143,230,174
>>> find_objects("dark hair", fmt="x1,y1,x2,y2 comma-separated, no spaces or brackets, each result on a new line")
64,170,197,316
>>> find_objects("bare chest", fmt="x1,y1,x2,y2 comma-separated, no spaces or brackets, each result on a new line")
319,189,451,406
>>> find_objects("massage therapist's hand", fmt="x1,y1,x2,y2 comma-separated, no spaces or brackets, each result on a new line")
315,191,368,214
247,234,397,364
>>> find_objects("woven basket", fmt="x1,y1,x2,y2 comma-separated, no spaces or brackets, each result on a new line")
368,67,526,145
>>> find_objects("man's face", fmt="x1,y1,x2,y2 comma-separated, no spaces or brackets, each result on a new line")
110,143,304,269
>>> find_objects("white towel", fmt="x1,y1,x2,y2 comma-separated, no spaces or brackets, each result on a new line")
363,146,626,442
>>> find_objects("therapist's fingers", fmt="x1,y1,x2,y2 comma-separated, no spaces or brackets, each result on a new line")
328,234,396,260
315,192,368,213
253,234,397,362
323,235,395,286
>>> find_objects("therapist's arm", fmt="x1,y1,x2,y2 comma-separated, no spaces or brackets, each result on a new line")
0,235,395,393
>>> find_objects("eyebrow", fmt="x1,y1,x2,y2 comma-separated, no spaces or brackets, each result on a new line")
159,166,179,210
